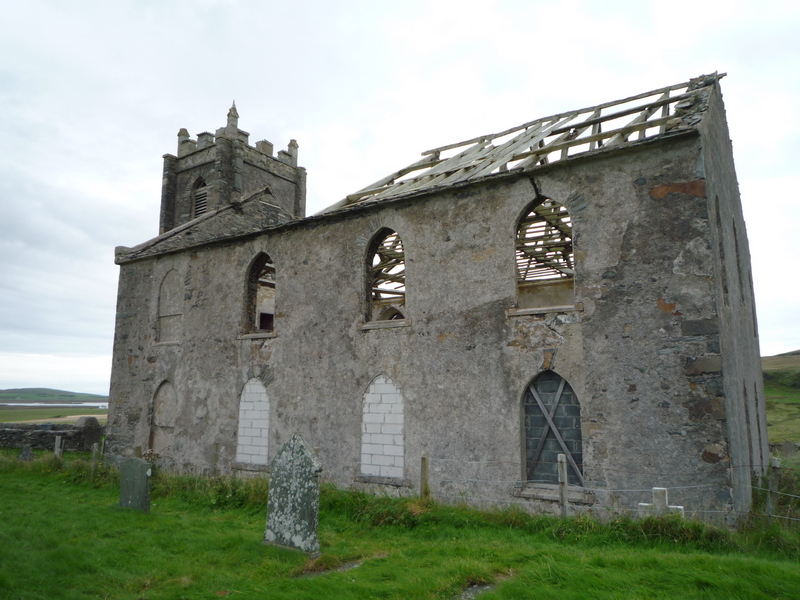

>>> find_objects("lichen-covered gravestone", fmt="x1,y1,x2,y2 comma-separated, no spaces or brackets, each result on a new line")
119,457,151,513
264,434,323,555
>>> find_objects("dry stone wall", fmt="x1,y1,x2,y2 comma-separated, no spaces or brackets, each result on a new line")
0,418,104,452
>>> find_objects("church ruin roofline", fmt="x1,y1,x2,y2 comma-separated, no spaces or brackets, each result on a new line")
319,72,725,214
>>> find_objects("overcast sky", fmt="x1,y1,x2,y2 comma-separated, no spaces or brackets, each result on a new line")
1,0,798,395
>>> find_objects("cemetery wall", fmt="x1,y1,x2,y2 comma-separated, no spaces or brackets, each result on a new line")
0,418,104,452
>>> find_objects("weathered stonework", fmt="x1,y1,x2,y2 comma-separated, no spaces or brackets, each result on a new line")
106,76,767,518
0,418,104,452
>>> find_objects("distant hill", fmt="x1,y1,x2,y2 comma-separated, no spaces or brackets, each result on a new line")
762,351,800,372
0,388,108,404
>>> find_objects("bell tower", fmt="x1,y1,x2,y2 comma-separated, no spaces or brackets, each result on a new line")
158,103,306,234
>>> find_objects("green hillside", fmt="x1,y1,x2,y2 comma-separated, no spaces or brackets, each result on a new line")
0,388,108,404
762,350,800,443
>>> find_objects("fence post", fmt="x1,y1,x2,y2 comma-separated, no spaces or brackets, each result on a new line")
766,457,781,523
54,435,63,460
420,454,431,501
558,453,568,517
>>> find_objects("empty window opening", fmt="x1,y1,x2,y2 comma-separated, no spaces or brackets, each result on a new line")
523,370,583,486
157,270,183,342
360,376,405,479
235,378,270,465
367,229,406,321
192,178,208,218
245,253,275,333
516,199,574,309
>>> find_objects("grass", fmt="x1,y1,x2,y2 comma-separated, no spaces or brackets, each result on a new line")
761,352,800,443
0,406,108,423
2,451,800,599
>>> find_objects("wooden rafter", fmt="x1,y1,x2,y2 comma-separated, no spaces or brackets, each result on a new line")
516,200,573,281
329,73,724,211
370,231,406,302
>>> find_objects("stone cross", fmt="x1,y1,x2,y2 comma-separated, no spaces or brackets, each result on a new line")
264,434,323,555
637,487,684,518
119,457,151,513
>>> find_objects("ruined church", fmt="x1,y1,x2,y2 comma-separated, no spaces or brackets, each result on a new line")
107,73,767,516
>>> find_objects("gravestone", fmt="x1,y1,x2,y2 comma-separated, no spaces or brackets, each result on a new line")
18,444,34,462
264,434,322,555
119,457,151,513
75,416,103,451
54,435,64,459
637,487,684,518
781,440,797,458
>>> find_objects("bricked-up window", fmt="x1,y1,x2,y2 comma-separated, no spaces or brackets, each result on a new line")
523,370,583,486
516,199,575,309
245,253,275,334
235,378,270,465
191,178,208,218
149,381,178,457
367,229,406,321
360,375,404,479
157,270,182,342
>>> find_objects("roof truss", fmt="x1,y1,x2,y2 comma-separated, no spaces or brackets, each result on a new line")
333,73,723,210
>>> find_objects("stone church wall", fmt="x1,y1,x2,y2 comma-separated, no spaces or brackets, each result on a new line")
107,123,758,515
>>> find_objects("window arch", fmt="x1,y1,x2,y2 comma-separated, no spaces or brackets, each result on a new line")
515,198,574,308
244,253,275,333
149,381,178,457
366,229,406,321
191,177,208,218
523,370,583,486
235,378,270,465
157,270,182,342
360,375,405,479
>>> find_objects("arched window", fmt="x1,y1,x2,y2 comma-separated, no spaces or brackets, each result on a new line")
149,381,178,457
191,177,208,218
244,253,276,333
157,270,182,342
523,370,583,486
515,199,574,308
235,378,270,465
367,229,406,321
360,375,405,479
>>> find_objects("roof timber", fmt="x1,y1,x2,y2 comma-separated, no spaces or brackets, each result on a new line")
327,73,724,212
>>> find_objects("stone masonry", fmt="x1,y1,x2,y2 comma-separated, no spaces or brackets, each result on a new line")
106,76,767,517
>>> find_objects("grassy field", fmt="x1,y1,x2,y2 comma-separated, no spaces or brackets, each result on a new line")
1,451,800,600
762,351,800,443
0,405,108,424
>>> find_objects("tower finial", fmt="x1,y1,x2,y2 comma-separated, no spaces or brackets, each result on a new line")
227,101,239,127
